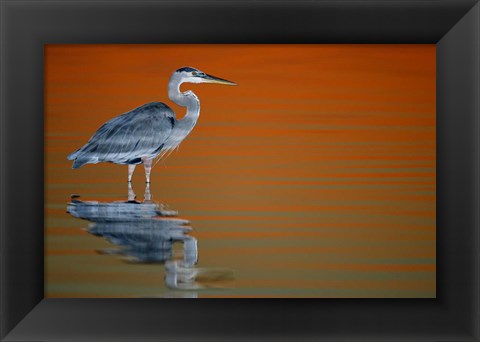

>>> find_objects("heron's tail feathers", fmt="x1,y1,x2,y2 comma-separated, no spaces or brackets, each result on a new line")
68,148,87,169
72,158,89,169
68,144,99,168
67,149,81,160
68,148,86,169
69,150,94,169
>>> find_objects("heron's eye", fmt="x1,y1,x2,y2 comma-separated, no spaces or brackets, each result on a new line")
192,71,198,76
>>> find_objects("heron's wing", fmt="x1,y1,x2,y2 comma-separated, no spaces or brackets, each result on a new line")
69,102,176,167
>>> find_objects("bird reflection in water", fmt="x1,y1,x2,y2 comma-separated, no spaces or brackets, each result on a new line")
67,183,233,293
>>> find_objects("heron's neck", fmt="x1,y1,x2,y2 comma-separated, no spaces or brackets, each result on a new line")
168,74,200,132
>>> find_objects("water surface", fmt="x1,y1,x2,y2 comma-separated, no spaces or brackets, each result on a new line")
45,45,436,298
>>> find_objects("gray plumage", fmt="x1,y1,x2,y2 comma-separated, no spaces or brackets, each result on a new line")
68,102,175,169
67,66,236,183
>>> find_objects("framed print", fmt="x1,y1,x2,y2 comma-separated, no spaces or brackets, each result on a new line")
1,0,479,341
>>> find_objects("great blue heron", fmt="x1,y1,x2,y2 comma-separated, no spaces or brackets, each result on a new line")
67,67,236,183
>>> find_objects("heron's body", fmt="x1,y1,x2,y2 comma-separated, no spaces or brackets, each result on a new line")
68,102,176,168
67,67,235,183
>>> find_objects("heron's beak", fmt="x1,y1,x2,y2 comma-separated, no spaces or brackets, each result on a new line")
202,73,237,86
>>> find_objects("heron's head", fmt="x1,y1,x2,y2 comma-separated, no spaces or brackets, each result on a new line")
174,67,237,86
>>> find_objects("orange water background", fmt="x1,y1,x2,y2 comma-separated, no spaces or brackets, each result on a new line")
45,45,436,298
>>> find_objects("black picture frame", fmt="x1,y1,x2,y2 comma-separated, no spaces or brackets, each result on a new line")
1,0,479,341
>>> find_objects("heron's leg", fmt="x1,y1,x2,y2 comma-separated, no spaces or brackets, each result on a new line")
128,164,136,182
143,158,153,183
